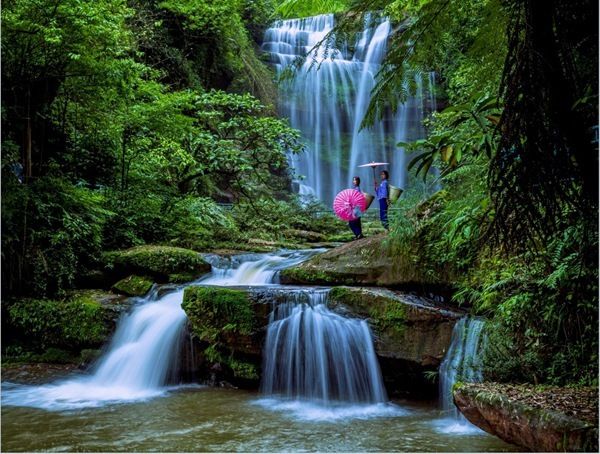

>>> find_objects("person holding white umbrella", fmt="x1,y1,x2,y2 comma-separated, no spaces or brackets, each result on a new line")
375,170,390,230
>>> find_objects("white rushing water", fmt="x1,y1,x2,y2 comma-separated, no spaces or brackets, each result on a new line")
257,288,403,420
2,250,322,411
435,317,486,434
262,14,436,204
200,249,325,286
2,289,191,410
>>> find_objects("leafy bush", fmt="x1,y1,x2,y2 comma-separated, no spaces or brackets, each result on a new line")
6,296,108,351
2,176,110,297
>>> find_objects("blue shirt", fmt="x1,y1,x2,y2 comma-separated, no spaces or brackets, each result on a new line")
376,179,389,200
353,184,361,193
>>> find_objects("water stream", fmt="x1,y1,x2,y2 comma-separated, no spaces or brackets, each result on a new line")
2,251,515,451
435,317,486,434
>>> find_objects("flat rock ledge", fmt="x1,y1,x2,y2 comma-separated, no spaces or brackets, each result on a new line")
454,382,599,452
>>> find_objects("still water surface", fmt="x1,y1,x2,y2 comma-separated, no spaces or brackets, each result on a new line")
2,384,517,452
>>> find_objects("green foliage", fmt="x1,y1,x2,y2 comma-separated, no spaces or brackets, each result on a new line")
400,93,501,180
480,222,598,386
2,0,298,299
2,176,111,297
103,245,211,282
276,0,349,18
6,296,108,351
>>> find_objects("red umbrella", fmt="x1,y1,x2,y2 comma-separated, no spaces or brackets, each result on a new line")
333,189,367,221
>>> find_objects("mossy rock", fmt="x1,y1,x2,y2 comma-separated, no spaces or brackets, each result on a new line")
328,287,406,335
279,233,455,288
182,287,254,345
279,266,358,285
112,275,154,297
182,286,260,381
327,286,460,368
103,245,211,283
5,295,110,351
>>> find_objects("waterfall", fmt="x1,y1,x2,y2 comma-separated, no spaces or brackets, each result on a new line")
437,317,485,430
199,249,325,286
2,250,322,411
262,14,435,205
261,289,387,404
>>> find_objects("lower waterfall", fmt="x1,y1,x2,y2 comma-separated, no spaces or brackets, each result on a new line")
261,289,387,403
435,317,486,433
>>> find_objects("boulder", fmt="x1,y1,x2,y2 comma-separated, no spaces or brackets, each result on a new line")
181,286,261,386
111,275,154,296
279,233,456,289
454,383,599,452
103,245,211,284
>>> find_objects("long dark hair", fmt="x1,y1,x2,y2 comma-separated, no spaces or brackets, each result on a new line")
381,170,389,179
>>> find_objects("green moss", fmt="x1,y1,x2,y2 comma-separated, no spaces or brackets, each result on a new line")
229,359,259,380
104,245,211,282
329,287,406,335
168,273,198,283
6,296,108,351
182,287,254,341
182,287,256,377
280,267,356,285
112,275,153,296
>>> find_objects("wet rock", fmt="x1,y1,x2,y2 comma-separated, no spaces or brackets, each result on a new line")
328,286,463,397
112,275,154,296
181,286,261,387
454,383,599,452
280,233,457,289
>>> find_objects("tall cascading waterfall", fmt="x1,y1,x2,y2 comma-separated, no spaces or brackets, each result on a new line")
262,15,436,205
438,317,485,422
261,289,387,404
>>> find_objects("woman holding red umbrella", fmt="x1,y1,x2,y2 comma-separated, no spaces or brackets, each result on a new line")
348,176,364,240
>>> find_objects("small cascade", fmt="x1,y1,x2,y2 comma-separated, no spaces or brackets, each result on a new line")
2,249,325,411
1,289,191,410
200,249,325,286
437,317,485,429
260,289,387,404
262,14,436,205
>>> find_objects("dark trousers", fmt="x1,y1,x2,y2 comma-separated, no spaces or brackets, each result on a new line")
379,198,389,229
348,218,362,237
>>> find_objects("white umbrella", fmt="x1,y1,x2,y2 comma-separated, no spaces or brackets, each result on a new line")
358,161,389,186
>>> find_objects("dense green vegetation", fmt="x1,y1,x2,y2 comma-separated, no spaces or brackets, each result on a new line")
2,0,597,393
341,0,597,386
1,0,343,300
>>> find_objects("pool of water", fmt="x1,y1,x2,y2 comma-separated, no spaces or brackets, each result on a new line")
2,383,518,452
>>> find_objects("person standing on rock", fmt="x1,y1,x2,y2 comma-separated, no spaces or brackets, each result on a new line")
348,176,364,240
375,170,390,230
